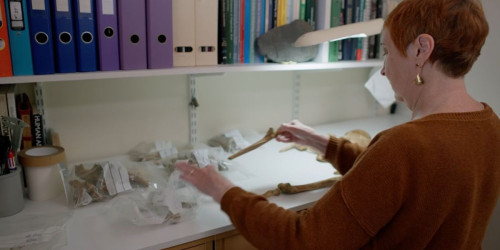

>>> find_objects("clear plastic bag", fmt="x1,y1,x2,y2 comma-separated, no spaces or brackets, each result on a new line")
0,211,71,250
61,161,149,208
128,140,178,164
208,129,250,153
110,168,199,226
162,145,230,172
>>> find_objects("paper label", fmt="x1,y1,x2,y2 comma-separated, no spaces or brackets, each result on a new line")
9,1,23,20
223,129,249,149
102,162,132,195
118,163,132,191
79,0,91,13
193,148,211,167
102,163,117,196
155,141,178,159
102,0,114,15
109,163,124,193
31,0,45,10
56,0,69,12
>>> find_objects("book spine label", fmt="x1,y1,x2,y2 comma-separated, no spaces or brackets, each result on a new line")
32,113,45,146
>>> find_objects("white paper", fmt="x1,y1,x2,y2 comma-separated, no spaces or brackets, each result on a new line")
193,148,210,167
102,163,117,195
117,163,132,191
9,1,23,20
155,141,178,159
109,162,124,193
102,0,114,15
31,0,46,10
364,68,396,108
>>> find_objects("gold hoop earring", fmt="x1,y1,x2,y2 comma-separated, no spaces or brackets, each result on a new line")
415,63,424,85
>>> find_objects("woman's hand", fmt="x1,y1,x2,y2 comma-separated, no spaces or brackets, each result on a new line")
176,161,235,203
276,120,317,145
276,120,329,154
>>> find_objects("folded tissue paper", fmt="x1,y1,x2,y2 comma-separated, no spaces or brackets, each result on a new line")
364,67,396,108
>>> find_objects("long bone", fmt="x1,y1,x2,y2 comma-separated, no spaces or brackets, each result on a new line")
228,128,278,160
261,129,371,197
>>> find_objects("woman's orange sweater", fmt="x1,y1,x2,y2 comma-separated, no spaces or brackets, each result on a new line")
221,103,500,249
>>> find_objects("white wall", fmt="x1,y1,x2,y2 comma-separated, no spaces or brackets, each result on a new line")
43,68,382,162
467,0,500,112
469,1,500,249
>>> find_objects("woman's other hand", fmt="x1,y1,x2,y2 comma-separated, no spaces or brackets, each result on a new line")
176,161,235,203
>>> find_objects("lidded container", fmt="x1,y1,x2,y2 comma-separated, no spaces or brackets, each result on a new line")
19,146,66,201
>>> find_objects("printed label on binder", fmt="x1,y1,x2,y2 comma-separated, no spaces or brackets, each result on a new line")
32,0,46,10
79,0,90,13
102,0,113,15
9,0,25,30
55,0,69,12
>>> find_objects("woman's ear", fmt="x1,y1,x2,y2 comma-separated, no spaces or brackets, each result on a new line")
414,34,434,62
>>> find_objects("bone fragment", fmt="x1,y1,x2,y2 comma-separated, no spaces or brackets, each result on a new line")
228,128,277,160
261,176,341,197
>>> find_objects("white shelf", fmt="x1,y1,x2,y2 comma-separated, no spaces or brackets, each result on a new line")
0,114,408,250
0,60,383,84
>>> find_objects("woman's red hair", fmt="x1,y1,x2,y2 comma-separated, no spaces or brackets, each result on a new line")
384,0,489,78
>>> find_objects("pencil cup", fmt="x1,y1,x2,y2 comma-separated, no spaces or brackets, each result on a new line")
0,169,25,217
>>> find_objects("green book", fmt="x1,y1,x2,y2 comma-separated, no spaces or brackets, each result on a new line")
329,0,342,62
299,0,306,20
226,0,234,64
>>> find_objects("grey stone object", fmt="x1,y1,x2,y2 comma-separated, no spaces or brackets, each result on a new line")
256,20,319,63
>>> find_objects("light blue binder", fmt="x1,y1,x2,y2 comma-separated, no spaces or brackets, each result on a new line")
4,0,33,75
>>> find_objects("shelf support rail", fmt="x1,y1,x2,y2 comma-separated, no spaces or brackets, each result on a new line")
292,72,301,120
188,73,224,145
188,75,199,145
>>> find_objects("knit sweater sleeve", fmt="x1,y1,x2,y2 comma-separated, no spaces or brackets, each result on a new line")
221,185,372,250
220,129,408,249
324,136,367,175
220,105,500,249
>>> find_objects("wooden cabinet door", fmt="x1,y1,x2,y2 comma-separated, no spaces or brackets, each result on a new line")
214,230,257,250
165,236,214,250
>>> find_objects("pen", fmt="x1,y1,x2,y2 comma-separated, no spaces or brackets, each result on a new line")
7,149,15,171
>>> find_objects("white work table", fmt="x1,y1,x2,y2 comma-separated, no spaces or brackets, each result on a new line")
0,113,409,250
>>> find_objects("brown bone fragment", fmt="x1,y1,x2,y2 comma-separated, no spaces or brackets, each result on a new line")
228,128,278,160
